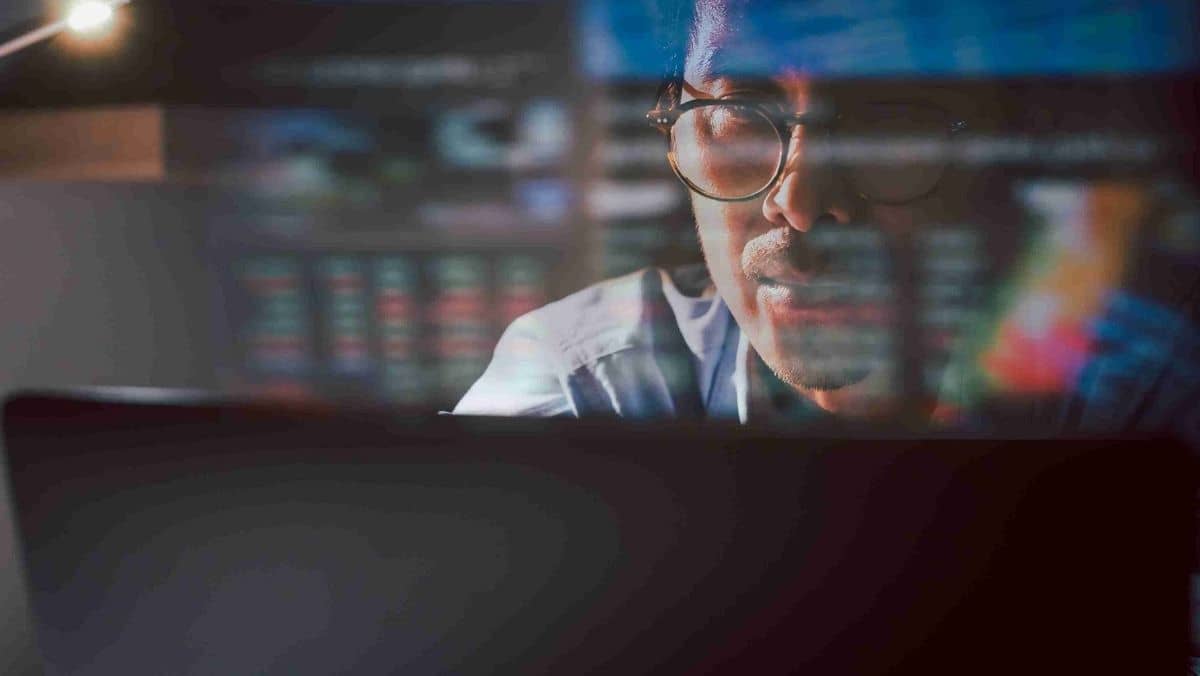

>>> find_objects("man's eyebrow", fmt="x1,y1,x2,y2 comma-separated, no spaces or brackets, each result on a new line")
690,45,787,95
681,76,786,103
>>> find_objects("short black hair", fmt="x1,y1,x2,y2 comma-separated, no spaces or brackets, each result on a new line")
647,0,693,109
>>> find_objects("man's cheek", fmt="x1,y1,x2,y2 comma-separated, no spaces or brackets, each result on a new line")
694,201,757,257
693,205,743,282
692,200,727,239
694,202,766,328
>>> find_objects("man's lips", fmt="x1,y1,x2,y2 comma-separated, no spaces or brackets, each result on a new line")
757,281,853,319
753,274,851,303
747,257,813,286
752,274,890,323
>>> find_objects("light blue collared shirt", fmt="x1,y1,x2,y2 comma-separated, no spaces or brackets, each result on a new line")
454,265,756,420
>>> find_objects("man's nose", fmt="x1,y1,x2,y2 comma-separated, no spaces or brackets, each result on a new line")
761,125,849,231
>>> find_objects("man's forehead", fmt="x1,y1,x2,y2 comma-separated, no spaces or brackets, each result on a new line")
682,1,759,86
685,50,980,109
675,0,1198,83
682,5,995,113
685,5,928,84
683,7,854,93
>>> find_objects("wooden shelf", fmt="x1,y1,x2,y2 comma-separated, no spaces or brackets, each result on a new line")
0,105,164,181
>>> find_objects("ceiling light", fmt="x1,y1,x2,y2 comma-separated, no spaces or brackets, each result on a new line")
66,1,116,35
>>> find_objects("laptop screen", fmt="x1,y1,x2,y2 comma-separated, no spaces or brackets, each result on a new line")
3,393,1192,675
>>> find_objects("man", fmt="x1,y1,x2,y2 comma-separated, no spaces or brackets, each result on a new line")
456,0,1199,436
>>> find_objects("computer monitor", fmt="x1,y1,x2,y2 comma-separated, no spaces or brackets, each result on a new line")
2,391,1192,674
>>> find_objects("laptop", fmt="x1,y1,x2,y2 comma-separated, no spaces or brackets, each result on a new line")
2,391,1192,675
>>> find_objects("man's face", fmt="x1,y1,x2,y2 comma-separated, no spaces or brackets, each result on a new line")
681,6,994,394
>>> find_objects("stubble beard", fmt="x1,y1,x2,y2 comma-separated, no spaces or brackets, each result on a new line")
699,239,877,393
764,325,874,392
702,219,878,394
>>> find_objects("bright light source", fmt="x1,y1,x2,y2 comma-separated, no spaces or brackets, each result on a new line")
0,0,130,60
66,1,116,35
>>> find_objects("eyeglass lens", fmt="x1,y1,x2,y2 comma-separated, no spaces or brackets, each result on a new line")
670,102,955,202
670,104,784,200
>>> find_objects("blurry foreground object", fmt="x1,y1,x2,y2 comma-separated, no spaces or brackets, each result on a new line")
2,391,1192,675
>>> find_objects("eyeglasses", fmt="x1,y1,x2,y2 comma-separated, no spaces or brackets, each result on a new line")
646,99,968,205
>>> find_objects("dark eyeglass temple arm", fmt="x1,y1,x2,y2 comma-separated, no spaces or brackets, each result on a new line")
646,107,970,133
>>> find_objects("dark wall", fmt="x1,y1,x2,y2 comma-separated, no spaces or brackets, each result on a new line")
0,182,216,391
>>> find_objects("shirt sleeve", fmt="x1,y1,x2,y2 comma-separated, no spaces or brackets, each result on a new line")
452,313,575,417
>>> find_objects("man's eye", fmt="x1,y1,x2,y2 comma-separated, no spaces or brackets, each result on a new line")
719,91,781,106
708,106,759,130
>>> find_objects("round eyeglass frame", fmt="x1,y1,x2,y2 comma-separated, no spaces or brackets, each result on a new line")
646,98,969,205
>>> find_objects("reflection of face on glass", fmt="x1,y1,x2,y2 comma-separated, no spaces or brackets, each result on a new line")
665,1,1003,409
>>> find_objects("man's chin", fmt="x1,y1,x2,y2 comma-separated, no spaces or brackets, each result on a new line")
765,354,873,392
756,321,884,392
